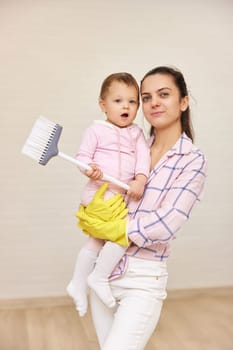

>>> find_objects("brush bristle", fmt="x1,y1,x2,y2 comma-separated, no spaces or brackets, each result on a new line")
22,116,63,165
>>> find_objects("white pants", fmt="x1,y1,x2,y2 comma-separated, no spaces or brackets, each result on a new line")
90,256,168,350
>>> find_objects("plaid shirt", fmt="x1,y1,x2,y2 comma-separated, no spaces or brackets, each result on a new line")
111,133,207,279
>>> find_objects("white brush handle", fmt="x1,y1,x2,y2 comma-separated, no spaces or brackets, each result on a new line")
58,152,130,191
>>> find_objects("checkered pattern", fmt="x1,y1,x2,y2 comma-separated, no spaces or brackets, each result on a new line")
111,133,207,279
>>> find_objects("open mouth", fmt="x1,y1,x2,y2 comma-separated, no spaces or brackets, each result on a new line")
121,113,129,118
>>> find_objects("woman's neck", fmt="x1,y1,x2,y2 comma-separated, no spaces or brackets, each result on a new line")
150,127,182,170
152,126,182,152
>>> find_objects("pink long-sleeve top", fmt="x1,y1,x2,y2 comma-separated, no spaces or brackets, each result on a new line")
76,120,150,205
110,133,207,279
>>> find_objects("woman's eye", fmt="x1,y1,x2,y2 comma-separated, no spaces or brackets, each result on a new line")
142,96,150,102
160,93,169,98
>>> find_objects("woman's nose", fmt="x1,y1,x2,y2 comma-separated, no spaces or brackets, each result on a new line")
151,96,160,107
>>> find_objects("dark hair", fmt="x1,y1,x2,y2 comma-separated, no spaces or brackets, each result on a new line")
141,66,194,142
100,72,139,104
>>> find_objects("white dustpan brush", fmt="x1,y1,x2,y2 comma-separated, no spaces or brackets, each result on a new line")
22,116,129,191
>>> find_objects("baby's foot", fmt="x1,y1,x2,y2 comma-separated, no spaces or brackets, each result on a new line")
66,281,87,317
87,272,116,308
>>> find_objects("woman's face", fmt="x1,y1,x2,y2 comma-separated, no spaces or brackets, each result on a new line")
141,73,188,132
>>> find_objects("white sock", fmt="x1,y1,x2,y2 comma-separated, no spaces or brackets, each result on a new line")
87,241,126,308
67,247,98,317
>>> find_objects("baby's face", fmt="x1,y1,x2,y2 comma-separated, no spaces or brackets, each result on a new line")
99,81,139,128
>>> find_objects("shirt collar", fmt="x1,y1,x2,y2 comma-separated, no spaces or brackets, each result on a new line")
168,133,193,156
94,119,135,130
94,120,115,129
149,132,193,157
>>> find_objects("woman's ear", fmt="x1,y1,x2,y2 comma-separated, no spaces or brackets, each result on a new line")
181,96,189,112
99,99,106,113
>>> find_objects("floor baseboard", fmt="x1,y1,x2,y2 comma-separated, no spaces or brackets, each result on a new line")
0,286,232,309
167,285,233,299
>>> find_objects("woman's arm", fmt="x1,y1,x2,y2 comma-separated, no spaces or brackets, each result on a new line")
76,153,207,247
128,153,207,247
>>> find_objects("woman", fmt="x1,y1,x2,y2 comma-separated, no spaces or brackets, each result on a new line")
77,66,207,350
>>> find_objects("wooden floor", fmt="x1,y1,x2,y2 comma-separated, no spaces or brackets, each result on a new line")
0,288,232,350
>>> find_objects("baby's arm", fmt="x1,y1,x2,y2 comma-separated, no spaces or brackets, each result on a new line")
127,127,150,201
127,173,147,201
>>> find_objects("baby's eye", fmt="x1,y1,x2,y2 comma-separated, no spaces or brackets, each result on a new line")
129,100,137,104
114,99,121,103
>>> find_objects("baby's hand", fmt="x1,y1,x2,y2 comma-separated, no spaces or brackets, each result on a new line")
127,179,145,201
85,163,103,180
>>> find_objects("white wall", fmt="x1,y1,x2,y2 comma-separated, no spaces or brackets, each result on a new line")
1,0,233,298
